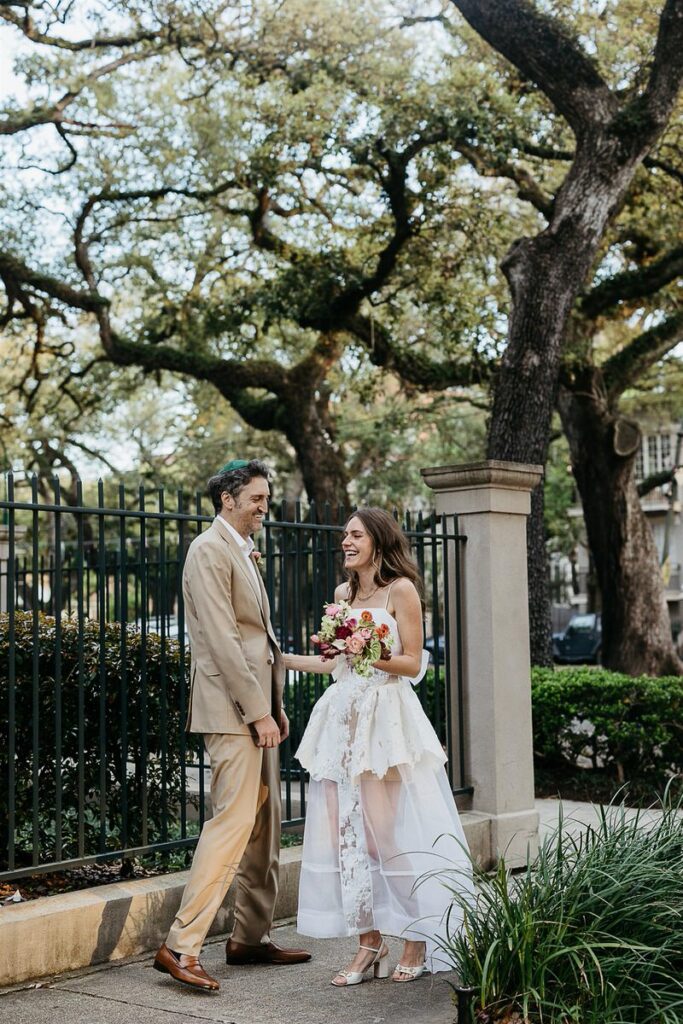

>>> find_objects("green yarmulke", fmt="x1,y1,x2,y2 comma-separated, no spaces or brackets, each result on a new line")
219,459,250,474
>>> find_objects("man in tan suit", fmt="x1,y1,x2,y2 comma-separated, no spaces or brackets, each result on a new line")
154,459,310,991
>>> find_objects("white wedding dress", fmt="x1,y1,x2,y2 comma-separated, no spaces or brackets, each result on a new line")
295,602,473,972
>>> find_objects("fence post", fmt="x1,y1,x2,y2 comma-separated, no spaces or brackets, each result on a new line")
422,460,542,868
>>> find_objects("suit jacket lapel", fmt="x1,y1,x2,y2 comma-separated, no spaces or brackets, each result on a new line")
211,521,281,648
211,519,265,612
254,565,279,646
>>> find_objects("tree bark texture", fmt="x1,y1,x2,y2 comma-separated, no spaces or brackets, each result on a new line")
279,391,350,511
558,375,683,676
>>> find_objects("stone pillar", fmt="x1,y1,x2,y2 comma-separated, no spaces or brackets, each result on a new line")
421,460,542,868
0,525,26,614
0,525,11,614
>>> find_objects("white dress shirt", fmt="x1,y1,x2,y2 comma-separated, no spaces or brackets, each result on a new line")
215,515,261,590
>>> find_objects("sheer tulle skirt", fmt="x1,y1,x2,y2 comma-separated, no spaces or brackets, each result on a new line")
296,760,473,973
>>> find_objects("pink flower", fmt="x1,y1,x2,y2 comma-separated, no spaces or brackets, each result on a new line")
346,617,357,628
359,628,373,640
325,604,342,617
347,636,365,654
310,634,320,644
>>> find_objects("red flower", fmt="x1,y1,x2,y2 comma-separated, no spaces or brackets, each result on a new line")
336,625,353,640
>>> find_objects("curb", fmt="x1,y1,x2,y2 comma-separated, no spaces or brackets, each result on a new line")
0,814,491,987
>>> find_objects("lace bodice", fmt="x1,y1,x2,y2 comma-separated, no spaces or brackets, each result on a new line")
331,607,428,687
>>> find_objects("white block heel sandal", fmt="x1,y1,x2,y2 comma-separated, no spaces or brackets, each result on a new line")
331,942,390,986
392,961,427,982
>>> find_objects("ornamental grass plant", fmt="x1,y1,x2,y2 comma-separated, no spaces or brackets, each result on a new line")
438,791,683,1024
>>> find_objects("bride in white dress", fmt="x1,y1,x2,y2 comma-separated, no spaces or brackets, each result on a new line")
284,508,473,986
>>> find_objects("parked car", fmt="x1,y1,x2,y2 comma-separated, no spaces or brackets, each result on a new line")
552,613,602,665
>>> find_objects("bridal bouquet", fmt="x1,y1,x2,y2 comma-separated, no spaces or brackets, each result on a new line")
311,600,394,677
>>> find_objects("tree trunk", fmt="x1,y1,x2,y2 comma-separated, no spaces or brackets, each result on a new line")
456,0,683,667
558,375,683,676
486,126,667,665
486,230,597,664
281,390,351,512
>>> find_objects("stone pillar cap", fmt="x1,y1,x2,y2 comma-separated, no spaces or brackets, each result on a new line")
421,459,543,493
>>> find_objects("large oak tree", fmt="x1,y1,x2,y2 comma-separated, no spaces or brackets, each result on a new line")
1,0,504,506
2,1,682,674
443,0,683,666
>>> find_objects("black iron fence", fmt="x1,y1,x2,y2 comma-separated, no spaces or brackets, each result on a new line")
0,474,467,882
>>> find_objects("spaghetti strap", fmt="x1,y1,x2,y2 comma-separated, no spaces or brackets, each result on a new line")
383,580,396,609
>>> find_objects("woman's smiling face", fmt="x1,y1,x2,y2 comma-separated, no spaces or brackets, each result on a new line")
341,516,374,573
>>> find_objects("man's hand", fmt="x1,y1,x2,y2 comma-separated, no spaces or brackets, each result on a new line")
279,709,290,743
253,714,281,748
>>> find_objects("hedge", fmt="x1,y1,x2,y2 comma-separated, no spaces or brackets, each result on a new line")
0,611,193,870
532,666,683,801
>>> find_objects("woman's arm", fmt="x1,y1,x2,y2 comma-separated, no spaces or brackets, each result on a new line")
284,582,348,675
372,578,423,678
283,652,338,674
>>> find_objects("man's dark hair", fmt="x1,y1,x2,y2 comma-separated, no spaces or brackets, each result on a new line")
207,459,271,513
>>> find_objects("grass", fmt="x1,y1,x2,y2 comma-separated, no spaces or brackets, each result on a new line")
436,789,683,1023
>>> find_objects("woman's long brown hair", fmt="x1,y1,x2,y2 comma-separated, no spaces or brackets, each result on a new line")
343,507,424,604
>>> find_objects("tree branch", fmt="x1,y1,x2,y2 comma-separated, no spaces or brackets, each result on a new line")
519,140,683,187
0,7,161,51
633,0,683,136
450,0,616,132
346,312,493,388
458,142,553,218
96,180,243,205
602,309,683,396
637,467,677,497
247,130,451,332
582,245,683,318
0,50,154,135
323,131,449,323
0,250,107,311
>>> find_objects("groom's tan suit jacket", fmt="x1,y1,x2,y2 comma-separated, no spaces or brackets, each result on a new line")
183,518,285,734
166,517,284,956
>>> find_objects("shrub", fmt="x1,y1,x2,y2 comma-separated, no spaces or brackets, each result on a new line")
439,792,683,1023
531,667,683,801
0,611,195,871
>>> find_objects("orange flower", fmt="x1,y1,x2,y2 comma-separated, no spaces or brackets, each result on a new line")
377,623,389,637
360,610,373,622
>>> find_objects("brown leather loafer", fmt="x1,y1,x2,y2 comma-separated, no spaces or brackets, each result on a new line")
153,943,220,991
225,939,312,966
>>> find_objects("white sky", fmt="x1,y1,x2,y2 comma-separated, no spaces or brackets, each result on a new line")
0,27,25,98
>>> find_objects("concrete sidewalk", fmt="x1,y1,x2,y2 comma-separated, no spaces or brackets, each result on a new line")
0,923,461,1024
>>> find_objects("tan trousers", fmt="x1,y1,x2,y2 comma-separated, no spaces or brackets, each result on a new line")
166,733,280,957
